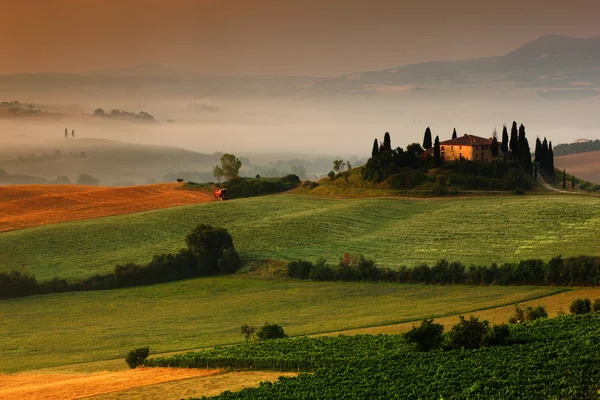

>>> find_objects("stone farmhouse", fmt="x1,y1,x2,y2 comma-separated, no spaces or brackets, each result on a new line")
425,134,502,162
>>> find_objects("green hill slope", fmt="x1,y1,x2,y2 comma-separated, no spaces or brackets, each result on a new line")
2,194,600,281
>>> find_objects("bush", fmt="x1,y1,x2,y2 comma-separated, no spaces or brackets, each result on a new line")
176,178,184,183
0,270,40,298
288,260,313,280
241,324,256,341
446,316,489,350
594,299,600,313
570,298,592,315
125,347,150,369
508,305,525,324
403,319,444,352
483,323,511,347
256,323,287,340
525,305,548,321
327,171,335,179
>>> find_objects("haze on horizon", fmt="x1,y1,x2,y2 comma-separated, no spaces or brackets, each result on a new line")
2,0,600,77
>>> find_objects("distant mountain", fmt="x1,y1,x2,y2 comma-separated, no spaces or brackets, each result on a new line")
1,35,598,99
306,35,600,95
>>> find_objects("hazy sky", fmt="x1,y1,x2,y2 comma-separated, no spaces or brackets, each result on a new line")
2,0,600,77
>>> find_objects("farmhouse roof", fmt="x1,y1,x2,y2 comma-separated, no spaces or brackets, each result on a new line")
440,134,492,147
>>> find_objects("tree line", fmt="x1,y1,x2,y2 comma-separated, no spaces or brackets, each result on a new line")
287,254,600,286
0,224,240,299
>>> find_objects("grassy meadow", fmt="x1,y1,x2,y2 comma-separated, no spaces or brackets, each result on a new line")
1,194,600,281
0,276,563,372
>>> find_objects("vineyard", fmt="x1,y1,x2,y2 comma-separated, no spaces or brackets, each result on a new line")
148,314,600,399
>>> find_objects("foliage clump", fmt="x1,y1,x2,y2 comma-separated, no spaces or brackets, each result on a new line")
403,319,444,352
256,323,287,340
571,298,592,315
125,347,150,369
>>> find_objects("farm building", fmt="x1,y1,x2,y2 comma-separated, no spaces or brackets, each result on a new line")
425,134,502,162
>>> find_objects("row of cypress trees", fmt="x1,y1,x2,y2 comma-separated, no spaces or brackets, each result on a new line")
534,137,555,175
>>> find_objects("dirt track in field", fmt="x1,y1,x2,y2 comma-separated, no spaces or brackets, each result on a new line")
0,183,213,232
0,368,295,400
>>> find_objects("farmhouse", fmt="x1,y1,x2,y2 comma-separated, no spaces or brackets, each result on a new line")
438,134,500,162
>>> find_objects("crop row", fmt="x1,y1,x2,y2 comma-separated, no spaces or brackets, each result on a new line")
148,314,600,399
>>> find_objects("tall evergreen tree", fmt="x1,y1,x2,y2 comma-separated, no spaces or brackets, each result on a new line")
563,169,567,189
383,132,392,152
519,137,533,173
491,128,499,157
509,121,518,159
423,127,433,149
548,142,554,175
433,136,442,167
541,137,549,171
371,139,379,158
452,128,457,139
501,125,509,154
534,137,542,164
572,175,576,189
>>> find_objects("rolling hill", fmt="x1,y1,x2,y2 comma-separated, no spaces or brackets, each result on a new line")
0,183,213,232
2,193,600,281
554,150,600,184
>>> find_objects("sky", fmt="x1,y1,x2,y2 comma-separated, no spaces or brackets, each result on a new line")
2,0,600,77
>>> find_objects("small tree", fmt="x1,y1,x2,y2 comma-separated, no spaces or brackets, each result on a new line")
176,178,184,183
525,305,548,321
446,315,489,350
563,169,567,189
241,324,256,341
185,224,239,275
256,323,287,340
572,175,576,189
77,173,99,186
491,128,499,157
570,298,592,315
125,347,150,369
327,171,335,179
508,305,525,324
333,160,345,174
219,154,242,181
213,165,224,183
403,319,444,352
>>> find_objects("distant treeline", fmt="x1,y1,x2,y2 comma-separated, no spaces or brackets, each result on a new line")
553,140,600,156
288,254,600,286
0,224,239,299
185,175,303,198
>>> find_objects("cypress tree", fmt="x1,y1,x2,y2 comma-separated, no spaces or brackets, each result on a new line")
491,128,499,157
423,127,433,149
452,128,457,139
572,175,576,189
563,169,566,189
520,136,532,173
371,139,379,158
501,125,509,154
534,137,542,164
548,142,554,175
383,132,392,152
433,136,442,167
541,137,549,171
509,121,518,159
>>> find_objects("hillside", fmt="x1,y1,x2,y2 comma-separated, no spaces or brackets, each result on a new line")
0,183,213,232
554,150,600,184
2,194,600,281
0,138,218,185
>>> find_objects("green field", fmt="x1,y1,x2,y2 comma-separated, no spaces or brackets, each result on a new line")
2,194,600,281
0,276,562,372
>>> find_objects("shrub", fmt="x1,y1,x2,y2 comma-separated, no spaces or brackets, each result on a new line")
0,270,40,299
327,171,335,179
241,324,256,340
176,178,184,183
256,323,287,340
446,316,489,350
570,298,592,315
594,299,600,313
125,347,150,369
308,259,334,281
288,261,313,280
525,305,548,321
483,323,511,346
403,319,444,352
508,305,525,324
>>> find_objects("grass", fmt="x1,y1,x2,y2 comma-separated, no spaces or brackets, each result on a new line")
0,276,563,372
2,194,600,281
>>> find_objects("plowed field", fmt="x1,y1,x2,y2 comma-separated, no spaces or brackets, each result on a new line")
0,184,212,232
